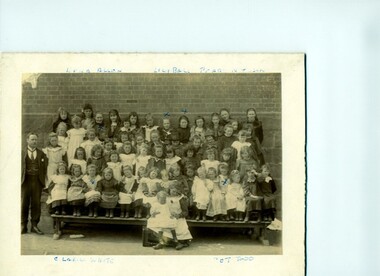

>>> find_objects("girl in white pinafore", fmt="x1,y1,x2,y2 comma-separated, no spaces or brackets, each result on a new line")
107,151,123,182
225,170,246,221
43,132,66,189
118,165,138,218
191,167,213,221
134,144,151,177
82,164,101,217
46,162,70,215
66,115,86,167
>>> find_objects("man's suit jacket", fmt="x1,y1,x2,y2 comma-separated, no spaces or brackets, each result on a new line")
21,148,48,186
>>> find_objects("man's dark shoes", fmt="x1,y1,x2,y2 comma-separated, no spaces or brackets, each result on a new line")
31,226,44,235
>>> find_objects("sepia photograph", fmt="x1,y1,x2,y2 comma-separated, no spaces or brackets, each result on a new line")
21,72,283,255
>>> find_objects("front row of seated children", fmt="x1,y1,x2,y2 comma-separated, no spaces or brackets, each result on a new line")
47,159,277,224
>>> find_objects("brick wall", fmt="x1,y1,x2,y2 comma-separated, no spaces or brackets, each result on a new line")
22,73,282,216
22,73,281,115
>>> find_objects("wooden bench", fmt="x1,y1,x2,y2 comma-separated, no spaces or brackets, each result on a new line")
51,214,271,245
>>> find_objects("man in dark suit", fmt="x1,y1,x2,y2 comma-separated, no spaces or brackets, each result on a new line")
21,132,47,235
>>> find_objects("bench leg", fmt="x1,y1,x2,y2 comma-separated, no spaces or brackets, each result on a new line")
52,218,63,240
259,226,270,246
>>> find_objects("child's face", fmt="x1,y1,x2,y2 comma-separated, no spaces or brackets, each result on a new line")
123,121,131,128
151,133,159,143
130,115,137,125
155,147,163,158
73,121,81,129
207,170,216,180
76,150,84,160
123,145,132,154
186,168,195,177
140,148,148,156
198,170,206,179
136,136,144,145
58,166,66,175
88,132,96,141
212,116,219,125
94,149,102,158
138,168,146,178
121,134,129,143
166,151,174,158
222,153,231,161
206,135,214,144
73,167,82,177
60,111,68,120
179,119,188,128
247,110,256,121
104,171,113,180
170,188,179,196
149,170,158,179
57,127,66,136
157,194,166,204
231,121,238,130
146,117,154,127
163,119,170,129
195,118,204,128
241,151,250,160
187,149,194,157
171,140,180,146
238,134,247,143
247,170,257,180
220,110,229,120
193,139,201,148
95,113,103,124
105,142,113,151
220,167,228,176
261,168,270,177
123,168,133,178
232,174,241,183
88,167,96,176
173,167,181,177
84,109,92,118
50,137,58,147
110,113,118,122
224,127,233,137
207,152,215,161
110,153,118,163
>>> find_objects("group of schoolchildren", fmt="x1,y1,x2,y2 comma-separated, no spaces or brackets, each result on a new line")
43,103,278,249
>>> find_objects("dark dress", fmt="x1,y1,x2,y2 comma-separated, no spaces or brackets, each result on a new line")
244,120,264,144
177,127,190,144
217,135,237,152
67,176,88,206
107,122,121,141
94,122,108,142
97,178,119,208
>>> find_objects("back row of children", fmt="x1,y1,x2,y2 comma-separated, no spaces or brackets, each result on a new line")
45,104,277,222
